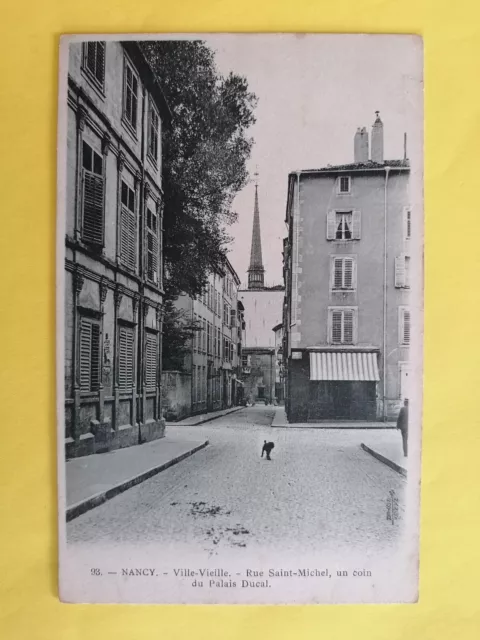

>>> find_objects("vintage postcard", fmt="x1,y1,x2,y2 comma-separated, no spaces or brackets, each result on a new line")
57,33,423,604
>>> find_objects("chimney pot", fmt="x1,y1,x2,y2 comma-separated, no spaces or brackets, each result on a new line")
354,126,369,163
371,111,384,163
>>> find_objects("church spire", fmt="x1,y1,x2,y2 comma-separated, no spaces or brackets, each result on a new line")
248,170,265,289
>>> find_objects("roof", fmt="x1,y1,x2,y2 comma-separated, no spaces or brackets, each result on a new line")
290,159,410,176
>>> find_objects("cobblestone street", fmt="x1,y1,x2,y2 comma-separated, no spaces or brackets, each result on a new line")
68,406,406,556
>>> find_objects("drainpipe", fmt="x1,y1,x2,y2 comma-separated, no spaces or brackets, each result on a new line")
383,166,391,421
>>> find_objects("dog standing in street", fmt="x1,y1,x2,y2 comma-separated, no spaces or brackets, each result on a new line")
261,440,275,460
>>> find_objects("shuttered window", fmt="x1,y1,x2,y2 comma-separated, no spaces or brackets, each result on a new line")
327,210,361,240
83,42,105,87
79,317,101,391
120,181,136,271
123,60,138,131
395,255,410,288
330,308,356,345
145,332,158,388
148,103,159,162
82,141,104,246
332,257,355,290
338,176,351,193
146,207,159,284
404,207,412,240
118,325,134,389
399,307,411,346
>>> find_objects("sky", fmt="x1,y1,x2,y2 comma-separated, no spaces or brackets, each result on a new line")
204,34,423,287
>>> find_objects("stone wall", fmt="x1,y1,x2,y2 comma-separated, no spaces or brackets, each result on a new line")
162,371,192,421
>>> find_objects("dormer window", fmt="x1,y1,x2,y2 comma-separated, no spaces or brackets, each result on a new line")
338,175,351,194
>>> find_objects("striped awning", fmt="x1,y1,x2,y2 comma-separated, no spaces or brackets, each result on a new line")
309,351,379,382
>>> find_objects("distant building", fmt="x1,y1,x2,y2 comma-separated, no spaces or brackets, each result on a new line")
272,322,284,404
162,259,244,420
239,175,284,403
64,41,171,457
283,113,412,422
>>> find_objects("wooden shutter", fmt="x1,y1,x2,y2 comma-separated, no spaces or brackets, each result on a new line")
120,207,136,270
327,210,336,240
344,258,354,289
230,308,236,327
395,255,406,287
118,326,134,389
331,310,342,343
95,42,105,84
79,318,100,391
83,171,104,245
145,332,158,388
343,310,354,344
403,310,411,345
404,207,412,240
79,319,92,390
147,230,158,282
333,258,343,289
352,210,361,239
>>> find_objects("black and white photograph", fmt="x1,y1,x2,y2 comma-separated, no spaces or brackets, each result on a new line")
57,33,423,604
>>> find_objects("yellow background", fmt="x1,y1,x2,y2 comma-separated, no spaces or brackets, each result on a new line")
1,0,479,637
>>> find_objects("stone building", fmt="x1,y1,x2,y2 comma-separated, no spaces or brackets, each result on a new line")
162,259,244,420
272,322,284,404
239,176,284,404
283,113,413,422
63,40,170,457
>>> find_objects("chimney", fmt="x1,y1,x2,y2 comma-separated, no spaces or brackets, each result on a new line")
354,127,369,163
371,111,384,163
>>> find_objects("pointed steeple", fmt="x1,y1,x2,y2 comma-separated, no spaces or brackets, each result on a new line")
248,171,265,289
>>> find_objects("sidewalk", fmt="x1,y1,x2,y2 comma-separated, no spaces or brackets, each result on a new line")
271,407,396,429
165,406,242,426
360,431,407,477
66,434,209,521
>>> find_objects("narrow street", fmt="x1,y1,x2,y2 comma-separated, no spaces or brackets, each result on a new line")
68,406,405,556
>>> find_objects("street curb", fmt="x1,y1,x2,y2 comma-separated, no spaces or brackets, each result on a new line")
272,425,397,430
360,443,407,477
66,440,209,522
166,406,243,427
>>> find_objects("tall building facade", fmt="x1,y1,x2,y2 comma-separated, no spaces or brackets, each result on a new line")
162,260,244,420
283,114,412,422
64,41,170,457
240,176,284,403
191,260,243,414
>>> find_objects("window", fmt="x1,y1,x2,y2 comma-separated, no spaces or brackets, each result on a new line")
145,332,158,388
229,342,234,362
404,207,412,240
329,308,356,345
338,176,351,194
148,102,159,163
207,322,212,355
217,328,221,357
79,317,101,391
123,59,138,132
230,308,237,328
223,302,230,327
120,181,136,271
118,325,134,389
203,319,207,352
395,255,411,288
327,210,361,241
83,42,105,88
82,140,104,246
399,307,411,346
146,207,159,284
331,257,355,290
